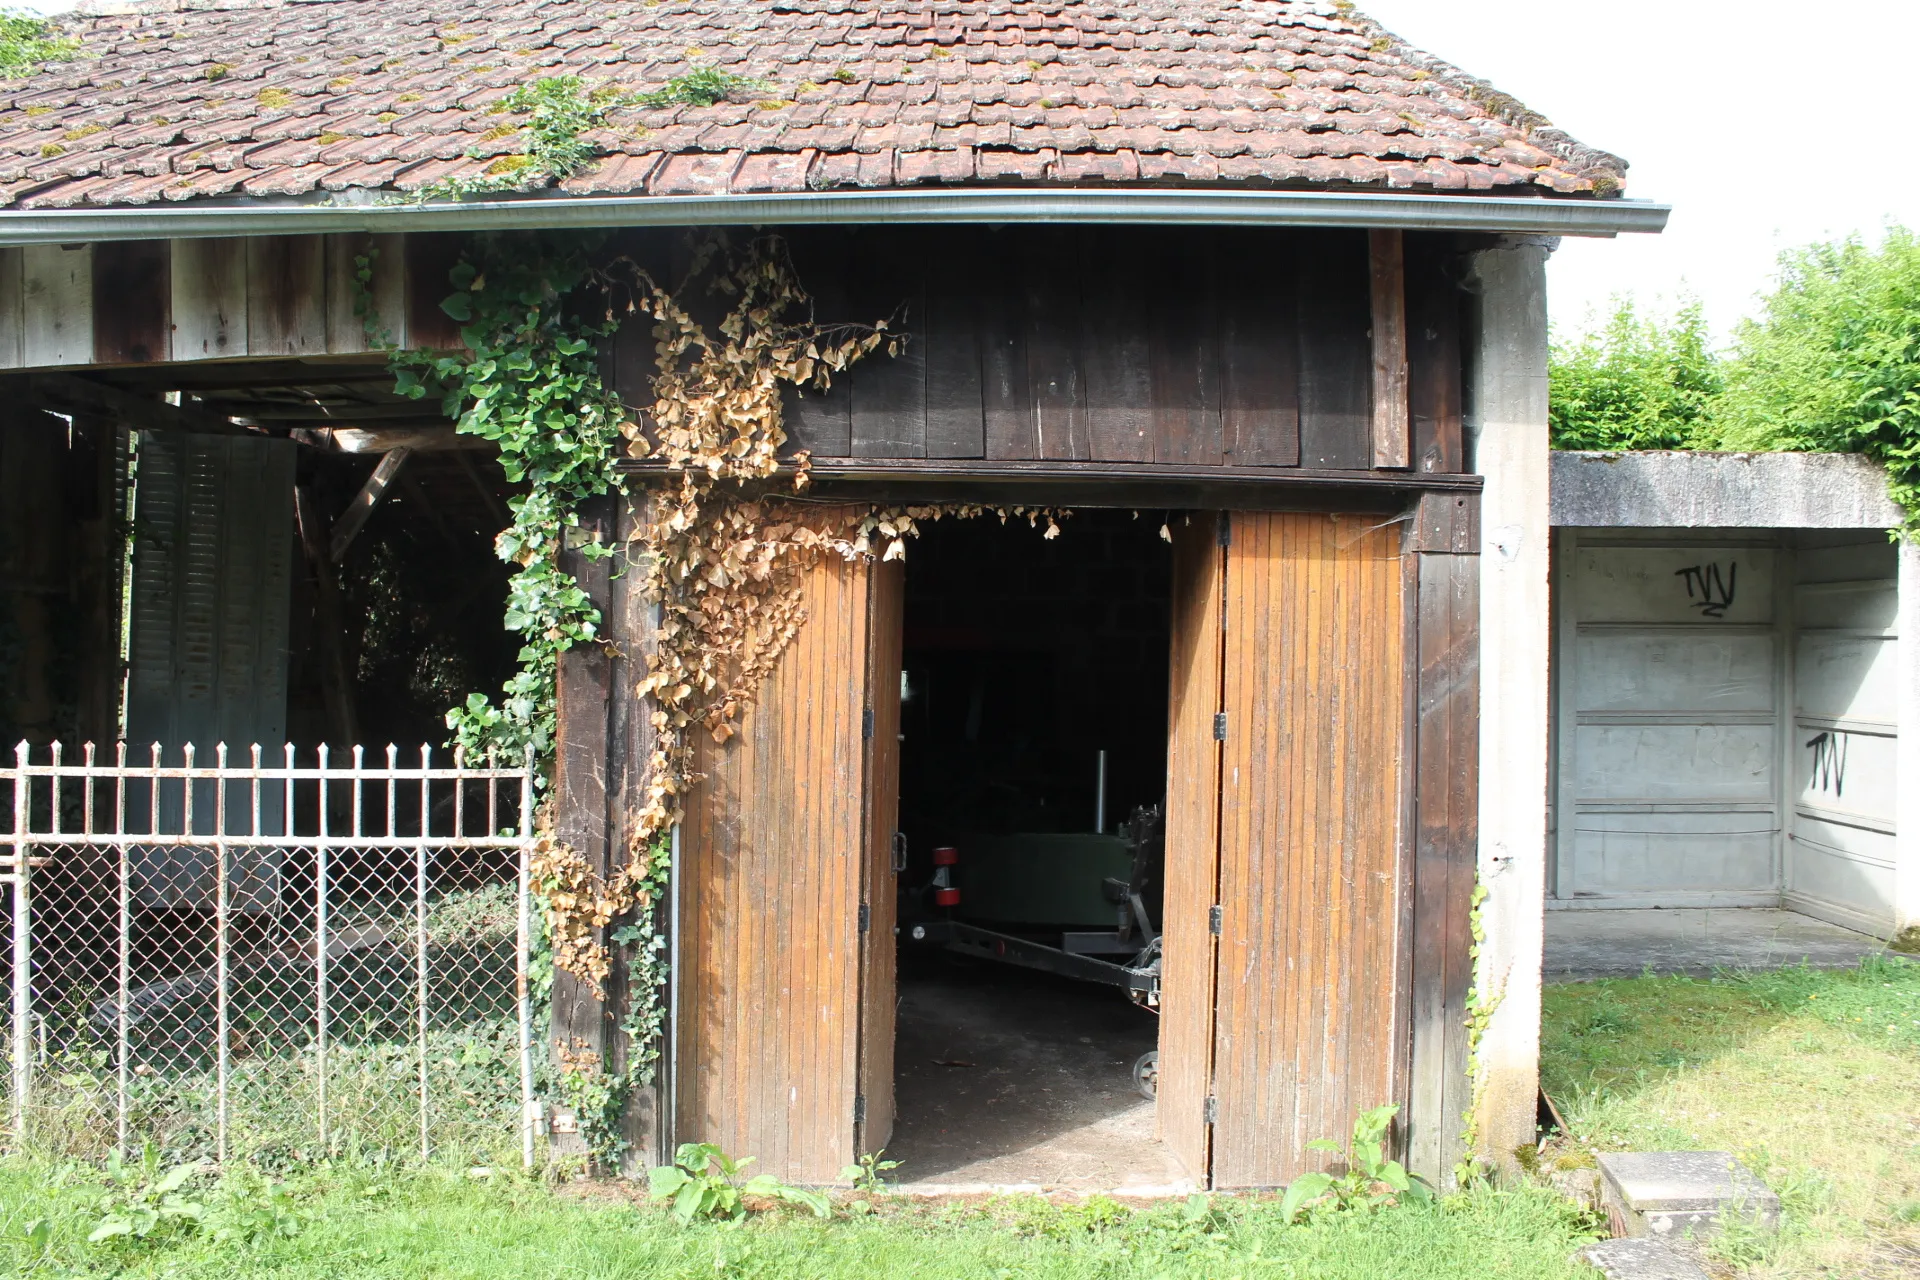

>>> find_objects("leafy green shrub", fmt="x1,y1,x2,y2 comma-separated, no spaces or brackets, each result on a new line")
1549,298,1722,451
1709,225,1920,530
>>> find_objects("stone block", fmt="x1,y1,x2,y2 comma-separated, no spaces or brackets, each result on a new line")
1597,1151,1780,1240
1581,1238,1710,1280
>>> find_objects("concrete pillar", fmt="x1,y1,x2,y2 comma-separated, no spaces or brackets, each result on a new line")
1462,237,1552,1170
1897,538,1920,944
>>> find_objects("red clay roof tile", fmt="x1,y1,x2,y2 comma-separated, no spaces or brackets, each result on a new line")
0,0,1628,210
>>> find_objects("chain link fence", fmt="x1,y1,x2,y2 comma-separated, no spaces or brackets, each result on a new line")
1,742,538,1169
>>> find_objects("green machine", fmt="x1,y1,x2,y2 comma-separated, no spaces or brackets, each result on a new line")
949,832,1135,927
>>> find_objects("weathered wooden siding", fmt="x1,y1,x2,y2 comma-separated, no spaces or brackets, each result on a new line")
0,232,456,368
675,528,874,1184
1211,511,1407,1189
633,227,1467,477
1405,492,1480,1184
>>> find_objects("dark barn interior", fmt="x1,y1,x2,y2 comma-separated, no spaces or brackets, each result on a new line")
888,510,1181,1187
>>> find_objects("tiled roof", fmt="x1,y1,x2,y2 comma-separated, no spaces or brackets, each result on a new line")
0,0,1629,211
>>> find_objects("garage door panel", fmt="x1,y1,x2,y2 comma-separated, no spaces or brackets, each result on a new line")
1795,635,1896,725
1795,726,1895,825
1574,725,1774,803
1566,813,1776,895
1794,581,1896,631
1573,633,1774,714
1573,547,1773,624
1788,835,1896,921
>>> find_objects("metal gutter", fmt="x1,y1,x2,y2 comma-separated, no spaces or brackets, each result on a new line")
0,186,1669,246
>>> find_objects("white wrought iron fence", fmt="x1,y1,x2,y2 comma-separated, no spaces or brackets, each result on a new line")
0,741,539,1169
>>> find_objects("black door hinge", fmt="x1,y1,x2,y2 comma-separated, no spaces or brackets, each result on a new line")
854,1094,867,1125
1209,904,1223,936
1204,1095,1218,1125
1213,712,1227,741
862,707,875,740
858,903,871,934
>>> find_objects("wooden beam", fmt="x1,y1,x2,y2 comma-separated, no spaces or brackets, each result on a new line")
23,372,250,436
328,447,411,563
1370,228,1411,471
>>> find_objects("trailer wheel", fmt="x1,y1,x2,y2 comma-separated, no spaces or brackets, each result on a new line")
1133,1050,1158,1100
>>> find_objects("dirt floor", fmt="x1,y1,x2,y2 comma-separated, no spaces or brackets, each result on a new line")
886,951,1193,1193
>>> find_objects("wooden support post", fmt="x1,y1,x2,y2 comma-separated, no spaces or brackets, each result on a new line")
327,447,411,563
1403,489,1480,1186
549,493,620,1161
1370,229,1411,470
293,485,359,749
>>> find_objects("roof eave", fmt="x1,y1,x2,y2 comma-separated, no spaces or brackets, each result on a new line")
0,186,1670,247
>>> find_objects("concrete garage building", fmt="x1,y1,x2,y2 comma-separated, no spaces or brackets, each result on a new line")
1548,450,1918,943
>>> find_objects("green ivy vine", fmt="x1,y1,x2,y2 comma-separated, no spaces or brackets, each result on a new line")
382,232,627,763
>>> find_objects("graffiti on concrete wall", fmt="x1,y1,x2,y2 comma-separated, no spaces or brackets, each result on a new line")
1674,561,1737,618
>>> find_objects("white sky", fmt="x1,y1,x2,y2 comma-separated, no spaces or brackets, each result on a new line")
23,0,1919,340
1362,0,1920,340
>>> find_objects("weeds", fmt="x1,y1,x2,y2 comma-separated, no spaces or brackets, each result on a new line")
86,1147,301,1253
646,1143,830,1224
1279,1103,1432,1224
636,64,767,108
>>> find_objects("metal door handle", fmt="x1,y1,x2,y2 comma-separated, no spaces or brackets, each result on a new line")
890,831,907,874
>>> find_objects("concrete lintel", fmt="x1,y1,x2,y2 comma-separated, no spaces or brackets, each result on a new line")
1550,450,1901,530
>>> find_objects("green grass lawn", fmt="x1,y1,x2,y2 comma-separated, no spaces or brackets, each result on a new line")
1540,953,1920,1278
2,953,1914,1279
0,1164,1602,1279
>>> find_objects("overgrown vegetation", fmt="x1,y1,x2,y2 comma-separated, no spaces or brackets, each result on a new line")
0,8,77,77
420,67,767,201
1548,298,1722,451
1549,223,1920,530
1540,955,1920,1278
1713,226,1920,527
0,1158,1605,1279
1279,1103,1431,1224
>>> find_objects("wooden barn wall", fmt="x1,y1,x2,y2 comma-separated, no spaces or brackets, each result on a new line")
1,226,1467,483
604,226,1467,477
0,232,465,369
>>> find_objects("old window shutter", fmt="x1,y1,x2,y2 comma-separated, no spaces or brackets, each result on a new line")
126,432,295,904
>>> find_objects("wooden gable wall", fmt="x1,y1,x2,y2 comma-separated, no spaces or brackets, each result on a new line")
608,226,1468,479
0,233,466,370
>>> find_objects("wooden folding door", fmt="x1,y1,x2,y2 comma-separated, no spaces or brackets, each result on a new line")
1160,511,1410,1188
675,532,903,1183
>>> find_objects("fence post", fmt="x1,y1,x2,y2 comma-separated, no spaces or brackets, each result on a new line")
411,744,430,1164
517,747,535,1171
10,741,30,1145
316,743,330,1154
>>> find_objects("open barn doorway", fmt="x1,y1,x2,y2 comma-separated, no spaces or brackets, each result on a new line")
885,509,1186,1190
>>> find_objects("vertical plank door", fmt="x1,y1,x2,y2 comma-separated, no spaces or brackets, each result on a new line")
1158,514,1227,1183
856,556,905,1155
675,521,885,1184
1211,511,1409,1188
